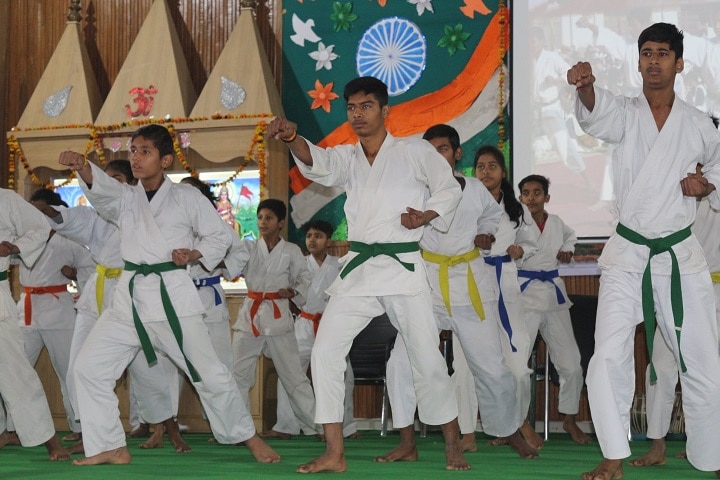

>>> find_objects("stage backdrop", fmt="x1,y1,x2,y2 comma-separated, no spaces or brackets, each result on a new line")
280,0,509,244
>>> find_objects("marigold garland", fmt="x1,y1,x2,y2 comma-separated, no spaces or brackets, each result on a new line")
6,113,273,190
497,1,508,152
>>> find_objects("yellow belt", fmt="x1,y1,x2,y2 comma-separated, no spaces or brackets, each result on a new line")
422,248,485,320
711,272,720,284
95,264,123,314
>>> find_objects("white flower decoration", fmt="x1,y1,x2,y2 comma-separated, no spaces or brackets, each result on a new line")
407,0,434,16
309,42,339,71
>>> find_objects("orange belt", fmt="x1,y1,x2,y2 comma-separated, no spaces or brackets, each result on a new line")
300,310,322,336
23,284,68,326
246,290,282,337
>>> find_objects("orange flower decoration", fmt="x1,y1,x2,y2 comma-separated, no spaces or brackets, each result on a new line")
378,0,387,6
308,80,339,113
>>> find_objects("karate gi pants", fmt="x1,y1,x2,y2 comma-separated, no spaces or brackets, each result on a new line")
588,268,720,471
74,313,256,457
0,313,54,446
272,318,357,436
232,329,318,433
312,293,458,426
523,306,583,416
387,303,520,437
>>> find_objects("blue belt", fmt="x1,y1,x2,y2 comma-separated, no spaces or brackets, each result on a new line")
484,255,516,352
517,269,566,305
193,275,222,306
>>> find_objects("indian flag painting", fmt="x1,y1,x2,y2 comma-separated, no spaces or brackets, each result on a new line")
282,0,508,243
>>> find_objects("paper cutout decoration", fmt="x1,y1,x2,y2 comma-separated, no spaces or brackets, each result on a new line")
309,42,339,71
356,17,427,96
43,86,73,118
220,76,247,109
290,13,322,47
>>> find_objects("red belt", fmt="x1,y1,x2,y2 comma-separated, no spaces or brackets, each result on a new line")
300,310,322,335
23,284,68,326
246,290,282,337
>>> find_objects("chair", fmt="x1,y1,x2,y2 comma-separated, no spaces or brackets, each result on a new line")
530,294,598,440
348,313,398,436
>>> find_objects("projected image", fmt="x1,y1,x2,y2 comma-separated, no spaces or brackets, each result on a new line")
514,1,720,239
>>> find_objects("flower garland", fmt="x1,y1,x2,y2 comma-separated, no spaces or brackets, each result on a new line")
213,120,267,200
6,113,273,190
497,0,507,152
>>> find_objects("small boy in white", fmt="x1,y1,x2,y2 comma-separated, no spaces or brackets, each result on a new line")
260,220,357,440
517,174,590,445
232,199,317,435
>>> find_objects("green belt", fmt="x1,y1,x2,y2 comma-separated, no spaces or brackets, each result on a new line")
615,223,691,383
0,270,7,281
340,241,420,279
125,261,201,382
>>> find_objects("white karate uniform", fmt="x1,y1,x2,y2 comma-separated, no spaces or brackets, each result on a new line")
17,230,91,433
644,196,720,439
73,163,254,457
0,188,54,446
232,237,317,432
483,201,538,421
387,177,522,436
517,213,583,418
577,85,720,471
294,133,462,426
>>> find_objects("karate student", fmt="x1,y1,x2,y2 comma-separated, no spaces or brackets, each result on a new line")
517,175,590,446
17,189,94,439
267,76,467,473
0,188,68,460
231,199,317,437
377,124,538,463
568,22,720,480
629,182,720,470
260,219,358,440
58,124,279,466
474,145,541,448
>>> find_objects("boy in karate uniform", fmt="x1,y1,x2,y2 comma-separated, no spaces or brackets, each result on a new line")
568,22,720,479
0,188,68,460
58,124,278,466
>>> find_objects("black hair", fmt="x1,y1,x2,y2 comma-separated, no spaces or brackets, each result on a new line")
105,159,135,184
711,115,719,129
423,124,461,152
257,198,286,221
638,23,684,59
302,219,335,239
518,174,550,196
131,124,174,158
181,176,217,208
30,188,68,208
474,145,524,227
344,76,389,107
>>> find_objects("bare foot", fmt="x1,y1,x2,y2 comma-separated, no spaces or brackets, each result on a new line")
506,430,539,459
488,437,508,446
345,432,363,439
297,451,347,473
461,433,477,453
564,415,592,445
66,440,85,455
62,432,81,442
373,444,418,462
520,420,544,449
45,435,70,461
0,430,19,448
581,458,623,480
126,424,150,438
629,439,665,467
258,429,291,440
245,435,280,463
163,419,191,453
72,446,131,465
139,425,164,449
445,441,471,471
715,469,719,478
676,451,686,459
